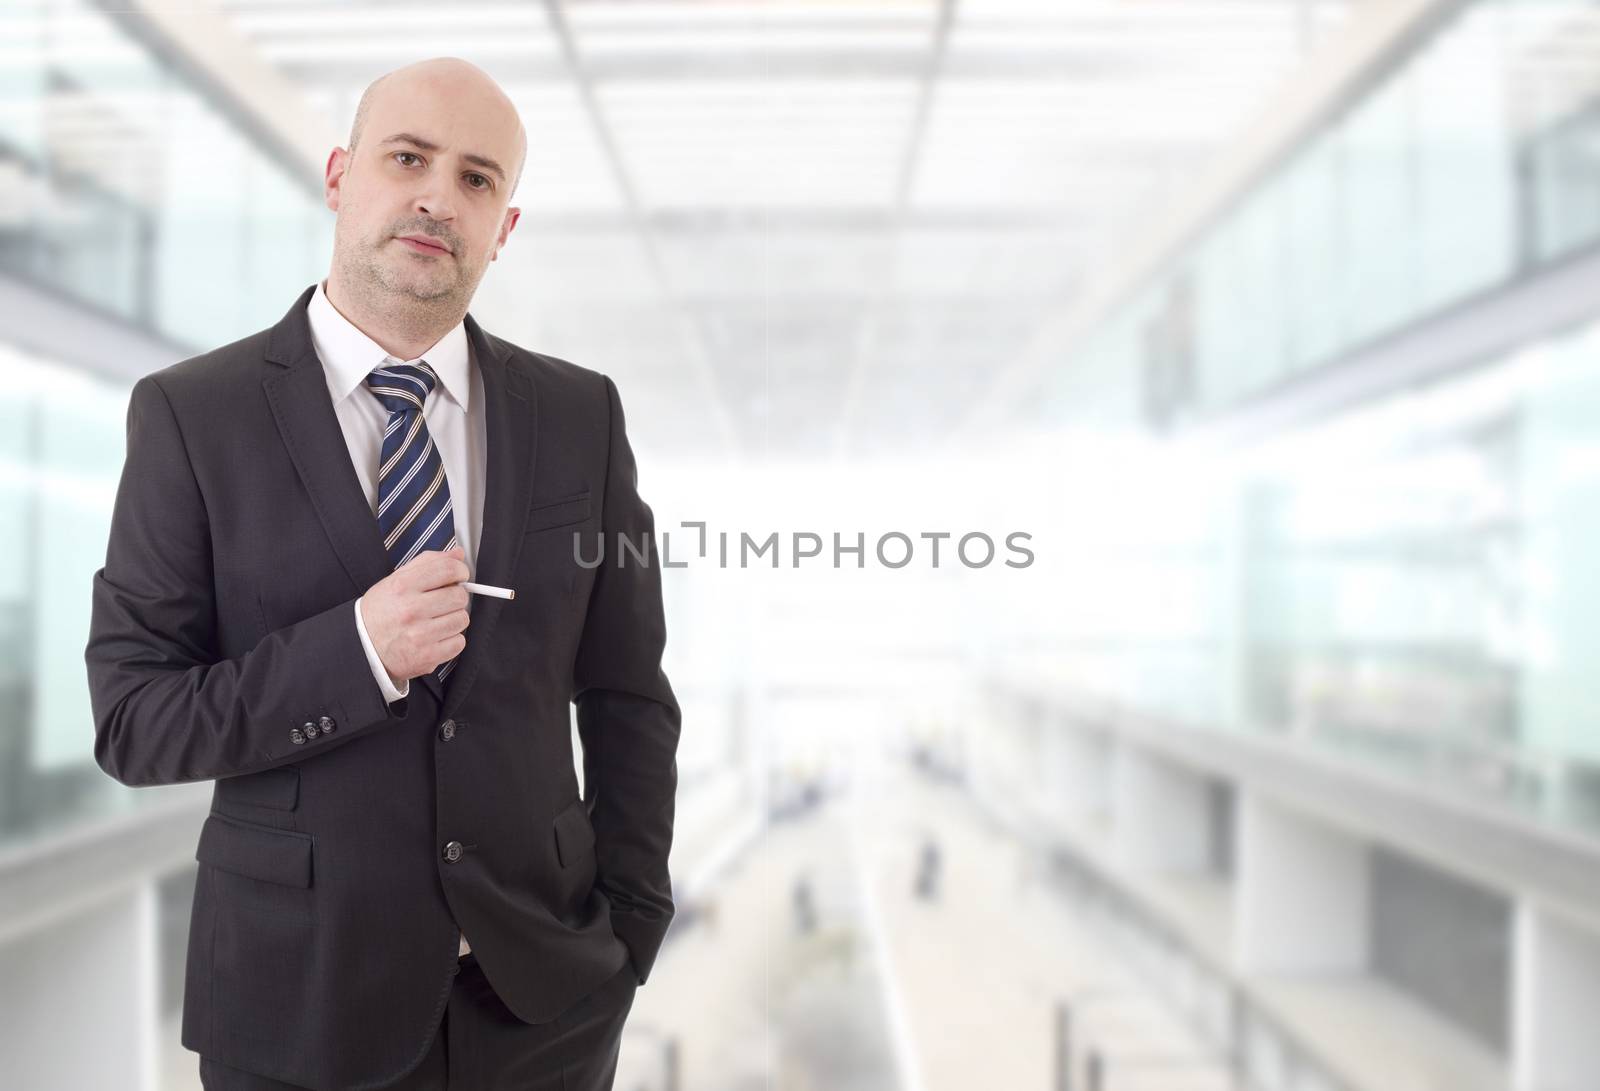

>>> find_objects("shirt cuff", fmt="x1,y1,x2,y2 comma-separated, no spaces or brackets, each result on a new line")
354,598,410,703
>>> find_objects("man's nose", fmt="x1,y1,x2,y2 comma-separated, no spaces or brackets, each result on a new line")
413,185,455,224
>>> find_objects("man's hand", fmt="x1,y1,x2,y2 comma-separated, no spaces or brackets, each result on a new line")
359,546,471,686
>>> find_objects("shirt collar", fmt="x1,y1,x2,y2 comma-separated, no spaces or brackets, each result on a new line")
306,277,471,413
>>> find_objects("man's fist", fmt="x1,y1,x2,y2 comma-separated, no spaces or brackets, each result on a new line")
359,546,471,687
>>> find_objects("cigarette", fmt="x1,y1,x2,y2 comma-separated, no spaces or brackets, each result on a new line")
462,581,515,600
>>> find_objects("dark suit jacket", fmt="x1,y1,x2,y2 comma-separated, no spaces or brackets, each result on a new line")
84,282,681,1090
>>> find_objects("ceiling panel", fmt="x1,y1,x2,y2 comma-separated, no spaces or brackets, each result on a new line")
210,0,1352,457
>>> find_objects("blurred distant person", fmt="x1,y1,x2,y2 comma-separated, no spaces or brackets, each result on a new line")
914,836,942,902
792,872,817,935
84,56,681,1091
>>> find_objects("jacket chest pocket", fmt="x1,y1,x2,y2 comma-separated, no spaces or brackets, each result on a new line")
524,490,591,536
510,490,595,623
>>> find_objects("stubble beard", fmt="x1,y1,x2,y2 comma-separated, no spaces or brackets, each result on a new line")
335,219,477,339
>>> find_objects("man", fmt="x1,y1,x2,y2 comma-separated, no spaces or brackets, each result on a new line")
84,57,681,1090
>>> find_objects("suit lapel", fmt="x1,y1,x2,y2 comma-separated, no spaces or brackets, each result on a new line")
260,285,540,715
440,312,539,720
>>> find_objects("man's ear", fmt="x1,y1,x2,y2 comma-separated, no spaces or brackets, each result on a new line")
491,207,520,262
324,147,348,213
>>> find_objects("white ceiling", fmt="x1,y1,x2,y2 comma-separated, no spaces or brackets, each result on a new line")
211,0,1353,460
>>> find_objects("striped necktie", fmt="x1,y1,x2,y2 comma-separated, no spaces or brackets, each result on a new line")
363,360,461,684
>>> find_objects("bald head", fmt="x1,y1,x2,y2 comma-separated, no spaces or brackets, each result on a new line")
323,55,526,349
348,57,526,199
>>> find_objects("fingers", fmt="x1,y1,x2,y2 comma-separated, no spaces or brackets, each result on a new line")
416,582,471,617
404,547,471,591
424,609,471,640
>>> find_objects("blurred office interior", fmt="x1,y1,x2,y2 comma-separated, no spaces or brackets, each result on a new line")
4,0,1600,1088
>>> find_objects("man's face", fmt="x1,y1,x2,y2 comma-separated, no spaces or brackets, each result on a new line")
326,76,521,311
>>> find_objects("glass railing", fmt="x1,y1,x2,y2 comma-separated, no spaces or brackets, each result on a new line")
0,0,331,352
0,0,333,852
1043,0,1600,428
1021,312,1600,840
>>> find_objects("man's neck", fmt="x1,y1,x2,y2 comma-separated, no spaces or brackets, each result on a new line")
323,274,462,361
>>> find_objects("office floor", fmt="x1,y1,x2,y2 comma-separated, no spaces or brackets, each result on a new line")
162,763,1240,1091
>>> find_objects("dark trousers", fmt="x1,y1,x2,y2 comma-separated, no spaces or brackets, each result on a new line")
199,953,637,1090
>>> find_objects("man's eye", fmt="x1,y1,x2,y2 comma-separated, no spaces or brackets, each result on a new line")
467,174,489,190
395,152,420,166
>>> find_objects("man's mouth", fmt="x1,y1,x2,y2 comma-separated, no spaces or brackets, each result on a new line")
397,235,451,255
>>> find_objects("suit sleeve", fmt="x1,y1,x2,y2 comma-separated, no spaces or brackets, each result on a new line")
570,373,682,988
85,374,395,787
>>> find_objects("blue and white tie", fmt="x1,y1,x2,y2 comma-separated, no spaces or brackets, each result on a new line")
364,361,461,684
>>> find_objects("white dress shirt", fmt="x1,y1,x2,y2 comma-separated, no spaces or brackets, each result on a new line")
304,276,485,959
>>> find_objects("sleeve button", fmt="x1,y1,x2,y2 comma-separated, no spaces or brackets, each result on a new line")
289,728,306,745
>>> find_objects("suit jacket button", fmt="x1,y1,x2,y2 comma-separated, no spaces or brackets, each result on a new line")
290,728,306,745
319,715,336,733
443,841,464,863
439,719,456,741
303,720,319,739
